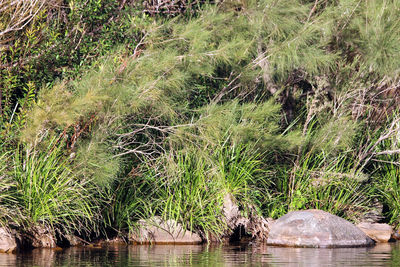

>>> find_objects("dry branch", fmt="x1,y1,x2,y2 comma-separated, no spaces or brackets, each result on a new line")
0,0,47,44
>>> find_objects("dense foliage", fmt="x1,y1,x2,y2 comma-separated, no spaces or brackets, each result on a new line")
1,0,400,242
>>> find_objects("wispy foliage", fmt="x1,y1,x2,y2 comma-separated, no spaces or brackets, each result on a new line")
4,0,400,238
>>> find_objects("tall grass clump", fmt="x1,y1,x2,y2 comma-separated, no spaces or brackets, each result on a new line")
373,124,400,225
152,150,227,238
0,152,21,227
110,144,267,239
215,145,269,217
11,139,99,234
289,152,372,221
152,145,267,239
106,150,226,238
376,161,400,225
105,169,154,234
263,113,373,221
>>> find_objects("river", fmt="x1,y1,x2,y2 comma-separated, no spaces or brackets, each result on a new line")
1,242,399,266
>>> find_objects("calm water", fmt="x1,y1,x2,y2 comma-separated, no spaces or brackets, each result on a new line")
2,242,400,266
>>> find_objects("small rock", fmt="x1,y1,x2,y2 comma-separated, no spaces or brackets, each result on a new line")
130,217,202,244
392,230,400,240
92,236,125,246
0,228,17,253
65,235,85,247
267,209,374,248
104,236,125,244
357,222,392,243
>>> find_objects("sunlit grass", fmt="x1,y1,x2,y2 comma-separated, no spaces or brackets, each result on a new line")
11,139,99,234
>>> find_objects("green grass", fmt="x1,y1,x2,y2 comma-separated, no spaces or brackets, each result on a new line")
374,153,400,224
105,171,153,234
0,153,21,227
216,145,269,217
108,144,267,240
155,151,227,238
11,139,99,234
264,151,373,222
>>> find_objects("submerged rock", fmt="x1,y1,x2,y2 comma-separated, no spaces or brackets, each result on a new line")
130,217,202,244
357,222,392,243
0,228,17,253
267,209,374,248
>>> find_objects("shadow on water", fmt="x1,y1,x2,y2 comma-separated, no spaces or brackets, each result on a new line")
0,242,398,266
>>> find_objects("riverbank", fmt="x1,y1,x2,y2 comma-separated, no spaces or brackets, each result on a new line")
0,208,397,253
1,0,400,255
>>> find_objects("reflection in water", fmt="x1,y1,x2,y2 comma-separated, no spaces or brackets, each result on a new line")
0,242,397,266
257,244,393,267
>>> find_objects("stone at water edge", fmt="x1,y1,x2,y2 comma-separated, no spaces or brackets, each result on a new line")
223,194,241,230
0,228,17,253
267,209,375,248
391,230,400,240
357,222,393,243
222,193,274,242
130,217,202,244
65,234,85,246
21,226,56,248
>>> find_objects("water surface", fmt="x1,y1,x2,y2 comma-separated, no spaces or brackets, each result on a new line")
1,242,400,266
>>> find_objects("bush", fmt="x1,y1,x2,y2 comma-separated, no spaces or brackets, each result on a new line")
3,0,400,238
0,0,147,144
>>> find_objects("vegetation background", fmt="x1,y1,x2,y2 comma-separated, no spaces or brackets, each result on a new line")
0,0,400,243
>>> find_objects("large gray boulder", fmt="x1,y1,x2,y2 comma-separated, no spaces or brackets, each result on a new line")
267,209,374,248
130,217,202,244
